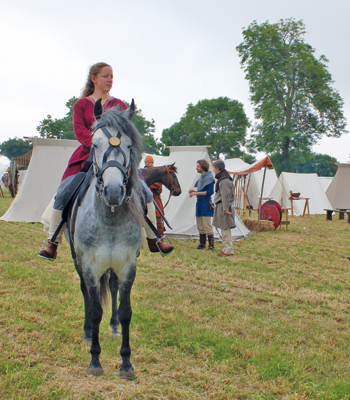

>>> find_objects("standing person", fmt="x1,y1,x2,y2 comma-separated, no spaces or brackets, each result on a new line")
144,155,166,236
212,160,235,257
39,62,173,260
189,160,215,250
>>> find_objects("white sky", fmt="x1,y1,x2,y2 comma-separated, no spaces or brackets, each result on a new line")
1,0,350,163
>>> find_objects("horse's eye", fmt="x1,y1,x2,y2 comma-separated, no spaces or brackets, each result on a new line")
127,145,132,149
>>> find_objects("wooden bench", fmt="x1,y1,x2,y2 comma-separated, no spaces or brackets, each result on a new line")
324,209,350,222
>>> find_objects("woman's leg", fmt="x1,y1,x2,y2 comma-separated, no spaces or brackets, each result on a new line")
39,175,75,260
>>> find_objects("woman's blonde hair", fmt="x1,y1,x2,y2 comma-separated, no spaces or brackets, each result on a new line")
81,62,111,97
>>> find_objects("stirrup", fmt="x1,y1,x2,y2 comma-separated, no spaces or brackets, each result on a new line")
157,235,173,257
38,239,57,261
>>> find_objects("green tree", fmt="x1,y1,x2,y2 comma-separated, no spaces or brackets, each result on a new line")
237,18,347,169
36,97,78,139
37,97,161,153
271,150,338,176
0,137,32,159
161,97,250,159
123,101,162,155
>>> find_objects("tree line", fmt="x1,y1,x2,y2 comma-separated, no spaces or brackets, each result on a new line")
0,18,346,177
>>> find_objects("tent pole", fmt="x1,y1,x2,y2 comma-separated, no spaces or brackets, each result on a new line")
256,166,267,234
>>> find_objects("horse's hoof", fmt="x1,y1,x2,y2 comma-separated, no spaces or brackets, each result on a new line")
120,370,135,380
110,332,121,340
83,337,92,345
88,367,103,376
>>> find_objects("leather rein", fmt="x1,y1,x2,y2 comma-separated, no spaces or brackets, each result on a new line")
163,166,177,209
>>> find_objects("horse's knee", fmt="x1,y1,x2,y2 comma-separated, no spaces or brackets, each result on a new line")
118,307,132,326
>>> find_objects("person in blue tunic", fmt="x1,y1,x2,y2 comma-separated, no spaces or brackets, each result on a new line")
189,159,215,250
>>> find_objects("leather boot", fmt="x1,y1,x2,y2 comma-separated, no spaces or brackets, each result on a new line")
196,233,206,249
207,235,214,251
147,238,174,255
39,240,58,260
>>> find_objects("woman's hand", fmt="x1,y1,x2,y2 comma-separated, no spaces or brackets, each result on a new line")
224,210,232,215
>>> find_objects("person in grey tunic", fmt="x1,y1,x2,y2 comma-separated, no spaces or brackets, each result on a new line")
212,160,235,257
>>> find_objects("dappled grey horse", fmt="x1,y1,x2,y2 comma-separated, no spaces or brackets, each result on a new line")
65,100,143,379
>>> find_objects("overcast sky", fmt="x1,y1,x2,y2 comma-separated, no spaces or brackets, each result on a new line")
1,0,350,165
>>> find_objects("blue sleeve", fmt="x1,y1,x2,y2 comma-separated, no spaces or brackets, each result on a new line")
197,182,214,200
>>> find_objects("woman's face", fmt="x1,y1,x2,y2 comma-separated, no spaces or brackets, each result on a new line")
91,66,113,93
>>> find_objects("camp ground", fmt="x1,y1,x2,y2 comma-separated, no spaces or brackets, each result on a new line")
1,138,339,231
2,142,350,399
269,172,333,216
224,157,278,212
0,138,79,223
143,146,250,240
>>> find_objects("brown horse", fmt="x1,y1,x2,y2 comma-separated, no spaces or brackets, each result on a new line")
141,163,181,198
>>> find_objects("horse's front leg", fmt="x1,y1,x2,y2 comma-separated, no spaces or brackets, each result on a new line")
87,283,104,376
109,271,120,338
75,260,92,344
118,265,136,379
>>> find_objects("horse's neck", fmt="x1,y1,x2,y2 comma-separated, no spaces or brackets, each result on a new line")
145,167,165,186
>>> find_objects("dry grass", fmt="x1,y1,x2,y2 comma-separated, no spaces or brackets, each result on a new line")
1,189,350,399
242,218,275,231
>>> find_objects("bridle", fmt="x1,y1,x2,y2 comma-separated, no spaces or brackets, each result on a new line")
92,122,132,204
163,166,178,209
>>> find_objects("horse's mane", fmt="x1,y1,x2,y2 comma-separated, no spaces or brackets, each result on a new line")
166,164,178,174
98,107,144,225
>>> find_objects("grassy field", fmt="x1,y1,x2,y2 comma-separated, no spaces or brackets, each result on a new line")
1,188,350,399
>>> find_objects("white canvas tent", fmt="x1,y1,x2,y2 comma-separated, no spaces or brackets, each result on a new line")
269,172,332,215
246,168,278,209
1,138,79,222
18,170,27,191
152,146,250,241
224,157,278,210
318,177,333,193
1,141,250,241
0,162,9,189
326,163,350,210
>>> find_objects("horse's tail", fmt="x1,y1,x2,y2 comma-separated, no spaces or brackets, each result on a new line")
100,272,110,310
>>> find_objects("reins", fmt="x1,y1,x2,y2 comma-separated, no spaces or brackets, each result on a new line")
163,166,176,209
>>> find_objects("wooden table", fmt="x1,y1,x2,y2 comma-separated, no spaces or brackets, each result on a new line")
290,191,310,217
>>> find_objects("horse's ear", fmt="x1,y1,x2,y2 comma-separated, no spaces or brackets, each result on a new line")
94,98,103,120
127,99,135,120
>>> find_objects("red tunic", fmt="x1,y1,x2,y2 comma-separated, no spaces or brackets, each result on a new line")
150,182,165,231
61,97,127,181
150,182,164,217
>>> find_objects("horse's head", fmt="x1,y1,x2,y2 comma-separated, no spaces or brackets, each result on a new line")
92,99,142,209
165,163,181,196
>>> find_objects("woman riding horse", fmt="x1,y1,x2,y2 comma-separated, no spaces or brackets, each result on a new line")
39,62,174,260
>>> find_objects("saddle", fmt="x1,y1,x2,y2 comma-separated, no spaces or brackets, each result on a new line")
50,156,166,259
50,157,94,259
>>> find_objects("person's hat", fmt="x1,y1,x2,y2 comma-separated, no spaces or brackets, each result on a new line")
145,155,154,162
